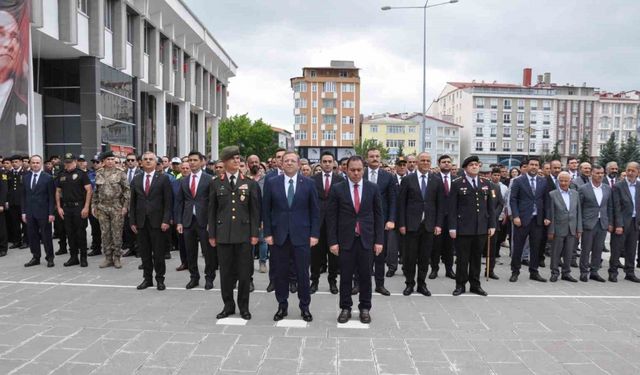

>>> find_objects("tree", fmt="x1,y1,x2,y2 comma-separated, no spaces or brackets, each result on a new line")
354,138,390,161
598,132,619,167
550,141,562,161
396,143,404,158
578,135,591,163
619,135,640,168
214,114,277,162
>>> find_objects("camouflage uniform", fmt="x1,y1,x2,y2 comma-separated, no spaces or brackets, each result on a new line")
91,166,129,267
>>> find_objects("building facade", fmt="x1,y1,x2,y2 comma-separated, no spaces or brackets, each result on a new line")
290,60,360,162
404,114,462,165
271,126,294,151
594,91,640,156
26,0,235,159
361,115,420,158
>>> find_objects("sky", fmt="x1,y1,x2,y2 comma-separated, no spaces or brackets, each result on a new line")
184,0,640,131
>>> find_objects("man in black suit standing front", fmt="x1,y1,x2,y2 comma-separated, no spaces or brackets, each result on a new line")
611,162,640,283
327,156,384,324
362,147,396,296
397,152,444,297
129,152,173,291
22,155,56,267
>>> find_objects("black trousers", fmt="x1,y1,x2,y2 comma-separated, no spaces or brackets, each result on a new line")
511,218,543,274
455,234,486,289
184,218,217,282
310,222,338,284
0,212,7,252
611,220,639,277
8,204,27,244
63,207,88,257
122,216,136,251
137,218,166,282
339,237,373,311
273,237,311,310
403,227,433,287
89,213,101,250
372,230,389,287
431,219,454,273
27,216,54,260
218,242,252,312
53,210,67,251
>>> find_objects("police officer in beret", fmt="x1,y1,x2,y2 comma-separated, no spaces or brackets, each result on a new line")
7,155,28,249
55,153,93,267
0,166,8,257
449,156,496,296
208,146,260,320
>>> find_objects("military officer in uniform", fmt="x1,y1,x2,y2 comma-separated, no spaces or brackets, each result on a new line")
208,146,260,320
7,155,28,249
0,168,8,257
87,155,102,256
92,151,130,269
55,153,92,267
449,156,496,296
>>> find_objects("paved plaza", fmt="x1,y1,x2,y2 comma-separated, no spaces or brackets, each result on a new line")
0,242,639,375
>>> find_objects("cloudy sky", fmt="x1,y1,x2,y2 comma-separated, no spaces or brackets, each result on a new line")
184,0,640,131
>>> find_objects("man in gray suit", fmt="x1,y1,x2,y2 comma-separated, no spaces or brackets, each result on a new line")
547,171,582,282
572,162,591,188
578,165,613,282
611,162,640,283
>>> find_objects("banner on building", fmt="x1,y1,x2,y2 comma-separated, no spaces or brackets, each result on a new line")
0,0,29,155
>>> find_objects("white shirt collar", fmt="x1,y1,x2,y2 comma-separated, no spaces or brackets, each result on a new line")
226,171,239,180
348,178,363,189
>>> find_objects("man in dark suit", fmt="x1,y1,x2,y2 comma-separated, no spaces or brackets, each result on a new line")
449,156,496,296
386,156,407,277
129,152,173,291
122,153,143,257
7,155,28,249
22,155,56,267
430,154,456,279
263,151,319,322
208,146,260,320
611,162,640,283
310,151,343,294
508,157,548,283
176,151,217,290
0,169,7,257
486,167,505,279
362,147,397,296
604,162,619,188
578,165,612,282
397,152,444,296
327,155,383,324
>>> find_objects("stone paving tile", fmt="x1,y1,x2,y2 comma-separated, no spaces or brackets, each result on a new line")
9,361,59,375
33,348,80,366
90,351,151,375
0,359,27,374
2,335,63,360
375,348,417,374
175,355,223,374
265,336,302,359
56,328,109,350
299,347,337,373
50,362,99,375
69,338,127,365
337,338,373,360
340,359,377,374
488,362,535,375
120,331,174,354
144,342,196,369
257,358,299,375
414,361,457,375
563,363,609,375
220,344,267,372
192,333,238,356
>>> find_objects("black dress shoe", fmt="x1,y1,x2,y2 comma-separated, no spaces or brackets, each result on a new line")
428,271,437,279
310,281,319,294
186,279,199,289
138,264,143,270
509,273,518,282
445,270,456,279
550,274,558,282
329,282,339,295
529,273,547,282
301,310,313,322
570,260,579,268
87,249,102,256
122,249,134,257
608,274,617,282
452,287,465,296
24,258,40,267
176,264,188,271
539,260,546,268
590,274,606,282
249,281,255,292
216,310,235,319
164,252,171,259
273,307,288,321
157,281,166,290
204,280,213,290
80,256,88,267
624,274,640,283
240,311,252,320
359,309,371,324
55,248,67,255
561,275,578,283
470,287,488,296
488,272,500,280
19,243,28,249
9,242,22,249
351,285,359,295
416,285,431,297
521,259,529,266
337,309,351,324
266,281,275,292
579,274,588,282
47,259,54,268
289,282,298,294
402,286,413,296
63,257,80,267
386,269,395,277
137,280,153,290
375,286,390,296
0,250,6,257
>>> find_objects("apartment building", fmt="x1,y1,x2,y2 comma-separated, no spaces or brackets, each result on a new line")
594,91,640,155
403,114,462,164
271,126,294,151
361,115,420,158
290,60,360,162
19,0,235,159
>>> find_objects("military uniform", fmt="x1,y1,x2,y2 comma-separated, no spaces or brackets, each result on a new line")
0,170,8,256
92,153,130,268
7,159,27,247
57,158,92,267
448,168,496,296
52,168,68,256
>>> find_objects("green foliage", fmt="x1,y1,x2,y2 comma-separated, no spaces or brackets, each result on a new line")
354,138,390,161
598,132,619,167
213,114,278,162
619,136,640,168
550,140,562,161
578,135,591,163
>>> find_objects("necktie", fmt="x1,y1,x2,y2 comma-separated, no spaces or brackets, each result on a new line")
31,173,38,190
421,174,427,199
611,178,615,187
190,174,197,197
443,175,449,196
287,179,294,207
230,175,236,189
530,177,536,194
144,174,151,195
324,173,331,197
128,169,133,183
472,178,477,189
354,183,360,235
371,170,377,184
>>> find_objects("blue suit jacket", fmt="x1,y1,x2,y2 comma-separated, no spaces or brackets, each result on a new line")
262,173,320,247
363,167,397,223
509,174,548,226
22,172,55,220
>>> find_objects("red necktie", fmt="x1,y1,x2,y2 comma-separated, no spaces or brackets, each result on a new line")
324,174,331,197
443,175,449,196
354,183,360,235
190,174,197,197
144,174,151,195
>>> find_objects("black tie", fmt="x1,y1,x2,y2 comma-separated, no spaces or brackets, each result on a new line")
472,178,477,189
230,175,235,189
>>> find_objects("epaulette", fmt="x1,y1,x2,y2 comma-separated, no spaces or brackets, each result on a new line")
452,176,463,182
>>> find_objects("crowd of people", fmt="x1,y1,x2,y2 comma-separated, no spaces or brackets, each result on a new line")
0,147,637,324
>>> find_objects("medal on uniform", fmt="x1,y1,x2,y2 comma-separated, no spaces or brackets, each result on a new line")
240,194,246,202
72,174,78,180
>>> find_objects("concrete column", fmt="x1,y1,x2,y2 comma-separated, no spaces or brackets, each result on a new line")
185,58,195,103
58,0,78,45
31,0,44,27
162,38,173,92
112,0,126,69
197,109,205,152
154,92,167,156
203,71,210,112
79,57,101,157
177,101,190,155
132,14,144,78
88,0,105,58
195,65,203,108
175,50,184,99
210,116,219,160
148,27,160,86
221,85,227,118
211,78,218,116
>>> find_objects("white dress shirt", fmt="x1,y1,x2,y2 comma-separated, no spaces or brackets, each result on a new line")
284,173,298,196
440,172,451,192
560,188,571,211
191,170,203,214
369,168,379,184
592,182,603,218
348,178,363,208
627,179,637,218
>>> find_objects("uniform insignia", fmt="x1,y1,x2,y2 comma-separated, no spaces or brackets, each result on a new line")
240,194,246,202
238,184,248,190
481,185,488,191
72,174,78,180
60,176,66,182
1,175,6,181
461,187,467,194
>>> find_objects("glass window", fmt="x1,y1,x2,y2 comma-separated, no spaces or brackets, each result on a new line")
342,83,355,92
323,130,336,140
324,82,336,92
475,98,484,108
370,125,377,133
104,0,113,30
504,99,512,109
322,115,336,124
490,98,498,109
293,82,307,92
77,0,88,14
322,99,336,108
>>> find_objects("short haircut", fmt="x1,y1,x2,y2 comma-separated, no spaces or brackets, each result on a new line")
339,157,349,165
30,155,43,162
188,150,205,161
126,152,136,158
320,151,335,160
366,147,379,155
347,155,364,168
592,164,604,171
438,154,451,163
527,157,540,164
567,156,578,163
274,148,286,156
282,151,299,160
491,167,501,174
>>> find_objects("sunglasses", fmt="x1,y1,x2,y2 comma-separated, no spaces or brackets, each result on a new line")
126,159,136,162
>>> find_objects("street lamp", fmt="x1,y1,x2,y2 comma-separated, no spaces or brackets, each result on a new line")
381,0,459,153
